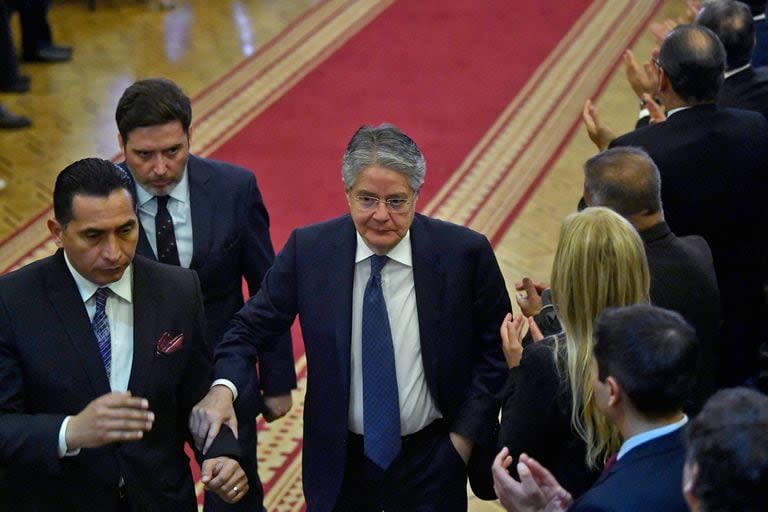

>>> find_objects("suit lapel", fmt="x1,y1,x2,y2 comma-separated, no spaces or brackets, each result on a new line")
127,257,157,396
120,160,157,262
410,215,445,392
46,251,111,396
332,217,357,395
187,156,213,270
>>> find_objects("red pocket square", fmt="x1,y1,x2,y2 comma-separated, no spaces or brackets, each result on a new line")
156,332,184,355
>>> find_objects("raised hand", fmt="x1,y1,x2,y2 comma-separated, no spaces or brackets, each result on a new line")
65,391,154,450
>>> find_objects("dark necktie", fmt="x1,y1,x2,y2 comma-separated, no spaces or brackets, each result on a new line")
155,195,180,266
362,254,401,470
92,287,111,378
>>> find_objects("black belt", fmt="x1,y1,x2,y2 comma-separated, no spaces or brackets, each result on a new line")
349,418,446,448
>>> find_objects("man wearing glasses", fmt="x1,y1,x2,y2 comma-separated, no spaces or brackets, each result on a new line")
191,124,511,511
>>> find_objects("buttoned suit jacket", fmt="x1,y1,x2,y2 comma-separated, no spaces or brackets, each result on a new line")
569,429,688,512
0,251,236,511
610,105,768,383
214,213,511,512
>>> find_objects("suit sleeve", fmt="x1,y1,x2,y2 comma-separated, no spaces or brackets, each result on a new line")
215,230,300,393
450,237,511,444
240,172,296,397
0,293,66,475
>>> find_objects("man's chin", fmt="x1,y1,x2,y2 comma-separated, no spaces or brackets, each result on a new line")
92,268,127,285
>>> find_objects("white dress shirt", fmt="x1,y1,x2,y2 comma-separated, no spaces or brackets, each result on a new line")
617,414,688,460
348,231,442,435
58,254,135,457
135,165,194,268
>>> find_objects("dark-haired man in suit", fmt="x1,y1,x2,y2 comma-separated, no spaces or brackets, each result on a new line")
0,158,247,510
116,78,296,511
583,24,768,387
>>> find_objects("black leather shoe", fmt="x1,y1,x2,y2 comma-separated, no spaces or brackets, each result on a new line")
23,45,73,63
0,105,32,129
0,75,31,93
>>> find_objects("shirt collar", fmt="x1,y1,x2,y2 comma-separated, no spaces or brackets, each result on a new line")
667,106,692,118
135,162,190,207
617,414,688,460
725,63,751,79
63,251,133,304
354,230,413,267
755,13,766,21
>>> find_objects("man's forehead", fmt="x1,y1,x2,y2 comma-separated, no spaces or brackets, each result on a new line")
69,191,136,221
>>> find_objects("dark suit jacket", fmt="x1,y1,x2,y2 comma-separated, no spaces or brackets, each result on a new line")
214,213,511,511
718,66,768,119
0,252,238,511
129,154,296,415
641,222,721,410
610,105,768,384
569,429,688,512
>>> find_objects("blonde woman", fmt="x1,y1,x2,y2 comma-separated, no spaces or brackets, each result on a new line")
497,207,650,498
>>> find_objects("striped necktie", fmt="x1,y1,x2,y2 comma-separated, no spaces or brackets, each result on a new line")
92,287,111,377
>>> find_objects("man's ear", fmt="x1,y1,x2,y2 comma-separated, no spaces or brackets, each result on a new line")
48,218,64,248
605,376,622,407
682,461,699,511
658,68,670,93
118,132,125,152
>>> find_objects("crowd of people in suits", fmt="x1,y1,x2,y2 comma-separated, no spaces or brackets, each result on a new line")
0,0,768,511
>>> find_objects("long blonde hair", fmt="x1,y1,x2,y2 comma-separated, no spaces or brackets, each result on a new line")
550,207,650,468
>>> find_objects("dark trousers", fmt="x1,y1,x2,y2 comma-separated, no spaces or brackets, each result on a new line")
0,0,21,85
334,420,468,512
7,0,52,57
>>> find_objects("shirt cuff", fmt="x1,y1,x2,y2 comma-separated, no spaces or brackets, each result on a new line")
58,416,81,458
211,379,238,401
638,108,650,119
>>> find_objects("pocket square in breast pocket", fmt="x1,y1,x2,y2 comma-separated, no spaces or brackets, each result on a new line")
156,332,184,355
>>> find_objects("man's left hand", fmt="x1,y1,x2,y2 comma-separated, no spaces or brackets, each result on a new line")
201,456,249,504
262,393,293,422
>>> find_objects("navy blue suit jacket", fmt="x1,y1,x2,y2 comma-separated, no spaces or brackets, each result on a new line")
214,213,511,511
130,154,296,415
0,252,237,511
570,429,688,512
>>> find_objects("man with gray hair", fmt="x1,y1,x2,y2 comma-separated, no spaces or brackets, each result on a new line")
190,124,511,511
582,147,721,410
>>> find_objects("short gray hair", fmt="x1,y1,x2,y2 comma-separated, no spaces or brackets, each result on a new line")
341,124,426,192
584,147,662,217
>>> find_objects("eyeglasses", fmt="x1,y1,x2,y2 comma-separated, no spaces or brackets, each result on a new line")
353,194,413,212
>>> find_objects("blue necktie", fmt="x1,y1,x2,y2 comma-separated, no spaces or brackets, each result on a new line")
362,255,401,470
92,288,112,378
